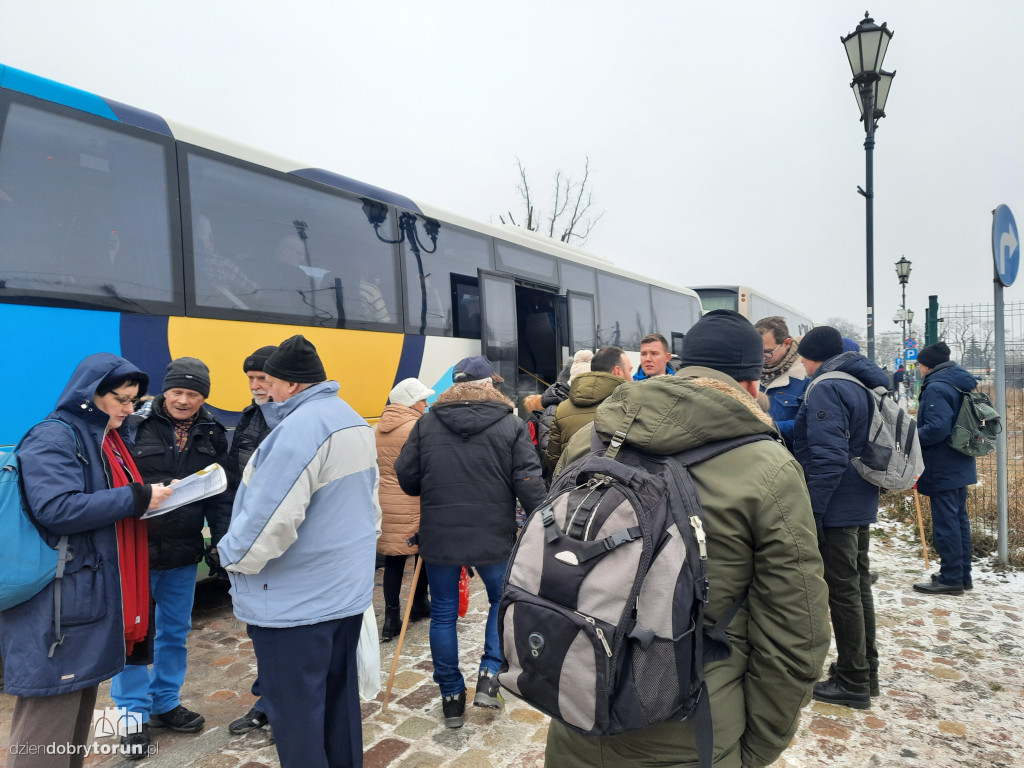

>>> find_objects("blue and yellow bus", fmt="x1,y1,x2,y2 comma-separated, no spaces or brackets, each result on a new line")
0,63,703,442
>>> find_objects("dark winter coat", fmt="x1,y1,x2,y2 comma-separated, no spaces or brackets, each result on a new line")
226,400,271,489
760,358,808,450
794,352,891,528
129,395,233,569
916,361,978,494
0,354,151,697
543,371,624,472
394,383,545,566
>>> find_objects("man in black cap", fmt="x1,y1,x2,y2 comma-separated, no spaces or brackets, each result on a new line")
111,357,234,750
912,342,978,596
794,325,890,710
218,335,379,768
546,309,829,768
224,344,277,736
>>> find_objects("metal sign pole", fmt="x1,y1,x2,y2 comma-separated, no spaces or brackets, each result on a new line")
994,272,1008,565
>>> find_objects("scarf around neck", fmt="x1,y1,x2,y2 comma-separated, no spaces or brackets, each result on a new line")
103,428,149,655
762,340,800,387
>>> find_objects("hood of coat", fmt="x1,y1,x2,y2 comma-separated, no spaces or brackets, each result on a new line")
431,382,514,437
377,403,422,433
816,351,890,390
54,352,147,436
591,366,775,455
922,361,978,393
567,370,625,407
541,380,570,408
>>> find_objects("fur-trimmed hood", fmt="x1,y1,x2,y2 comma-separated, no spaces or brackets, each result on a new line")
431,382,515,438
590,365,777,456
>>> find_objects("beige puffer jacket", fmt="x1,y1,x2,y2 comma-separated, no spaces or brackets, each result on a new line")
375,403,423,555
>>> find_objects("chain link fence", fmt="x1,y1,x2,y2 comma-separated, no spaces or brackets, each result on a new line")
889,302,1024,567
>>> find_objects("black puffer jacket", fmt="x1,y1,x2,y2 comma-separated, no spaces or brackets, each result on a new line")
394,383,546,566
129,396,234,570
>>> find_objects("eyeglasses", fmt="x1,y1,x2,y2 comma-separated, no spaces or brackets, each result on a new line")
107,393,135,406
763,344,782,358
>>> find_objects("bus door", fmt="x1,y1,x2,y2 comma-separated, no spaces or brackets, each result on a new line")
478,270,519,391
566,290,597,356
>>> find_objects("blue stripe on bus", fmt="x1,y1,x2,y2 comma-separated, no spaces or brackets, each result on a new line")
0,304,122,443
120,314,172,396
391,334,427,390
290,169,421,212
104,98,173,137
0,65,118,121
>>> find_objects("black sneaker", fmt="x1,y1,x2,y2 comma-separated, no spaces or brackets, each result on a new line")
813,679,871,709
913,580,964,596
149,704,205,733
120,723,150,760
441,691,466,728
932,573,973,591
829,661,879,697
228,706,268,734
473,671,504,709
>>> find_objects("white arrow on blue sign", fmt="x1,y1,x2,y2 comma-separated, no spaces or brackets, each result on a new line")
992,204,1019,287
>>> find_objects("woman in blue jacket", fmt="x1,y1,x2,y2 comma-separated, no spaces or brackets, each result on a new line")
1,353,172,766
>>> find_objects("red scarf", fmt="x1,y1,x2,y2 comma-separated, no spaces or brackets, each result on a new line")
103,429,150,655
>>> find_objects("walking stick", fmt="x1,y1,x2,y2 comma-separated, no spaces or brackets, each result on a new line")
913,487,931,569
381,556,423,712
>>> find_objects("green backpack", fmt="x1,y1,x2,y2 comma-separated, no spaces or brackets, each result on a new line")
948,387,1001,457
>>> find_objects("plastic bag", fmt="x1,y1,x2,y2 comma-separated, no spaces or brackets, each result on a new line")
357,605,381,699
458,567,470,618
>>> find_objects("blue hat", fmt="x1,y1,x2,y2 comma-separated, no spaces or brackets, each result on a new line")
453,355,504,383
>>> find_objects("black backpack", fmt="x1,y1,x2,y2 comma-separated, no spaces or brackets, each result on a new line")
498,427,767,768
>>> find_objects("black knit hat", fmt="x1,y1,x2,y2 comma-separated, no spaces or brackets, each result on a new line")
243,345,278,373
799,326,844,362
264,335,326,383
163,357,211,398
918,342,951,368
679,309,763,382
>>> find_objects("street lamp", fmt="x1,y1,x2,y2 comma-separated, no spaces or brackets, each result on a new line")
842,11,896,364
895,255,911,365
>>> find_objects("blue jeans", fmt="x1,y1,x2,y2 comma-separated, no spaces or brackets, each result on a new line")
424,561,507,696
111,563,198,719
929,487,973,587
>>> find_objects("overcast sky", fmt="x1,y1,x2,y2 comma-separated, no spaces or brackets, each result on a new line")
3,1,1023,331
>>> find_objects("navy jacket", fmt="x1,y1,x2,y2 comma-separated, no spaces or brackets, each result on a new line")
794,352,890,528
0,354,150,696
916,362,978,494
394,383,545,566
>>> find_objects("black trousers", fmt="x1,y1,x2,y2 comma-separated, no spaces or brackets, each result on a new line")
249,614,363,768
382,554,428,610
819,525,877,694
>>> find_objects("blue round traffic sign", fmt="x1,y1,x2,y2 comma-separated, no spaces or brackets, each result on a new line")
992,204,1019,287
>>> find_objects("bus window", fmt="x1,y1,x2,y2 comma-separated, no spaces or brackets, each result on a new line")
404,222,491,336
184,152,399,328
596,271,652,349
652,286,702,342
0,100,178,309
559,260,596,296
452,275,481,339
494,241,557,284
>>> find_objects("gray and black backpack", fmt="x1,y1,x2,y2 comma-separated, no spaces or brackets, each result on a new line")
498,426,766,768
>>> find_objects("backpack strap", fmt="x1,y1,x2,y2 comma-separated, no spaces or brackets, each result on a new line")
672,434,774,467
603,403,641,460
19,419,84,658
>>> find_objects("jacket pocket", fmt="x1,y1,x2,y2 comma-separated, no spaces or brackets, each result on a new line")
59,552,106,626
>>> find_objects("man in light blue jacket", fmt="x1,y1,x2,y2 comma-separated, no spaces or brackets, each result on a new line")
218,335,380,768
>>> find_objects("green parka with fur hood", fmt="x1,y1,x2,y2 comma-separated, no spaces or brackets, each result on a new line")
546,367,830,768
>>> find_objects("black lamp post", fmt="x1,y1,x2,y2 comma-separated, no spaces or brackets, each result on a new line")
361,198,440,335
895,255,911,366
842,11,895,363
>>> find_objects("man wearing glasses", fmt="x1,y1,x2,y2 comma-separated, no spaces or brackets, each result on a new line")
754,316,808,450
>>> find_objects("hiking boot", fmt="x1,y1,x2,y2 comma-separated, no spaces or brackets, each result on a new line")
812,679,871,709
381,607,402,643
149,704,205,732
829,661,879,697
932,573,973,591
228,706,268,734
409,595,432,622
913,580,964,596
120,723,150,760
441,691,466,728
473,670,504,709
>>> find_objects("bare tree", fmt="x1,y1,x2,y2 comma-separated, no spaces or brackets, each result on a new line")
499,157,605,245
825,317,866,347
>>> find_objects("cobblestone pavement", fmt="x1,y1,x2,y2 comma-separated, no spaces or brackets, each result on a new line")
1,513,1022,768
